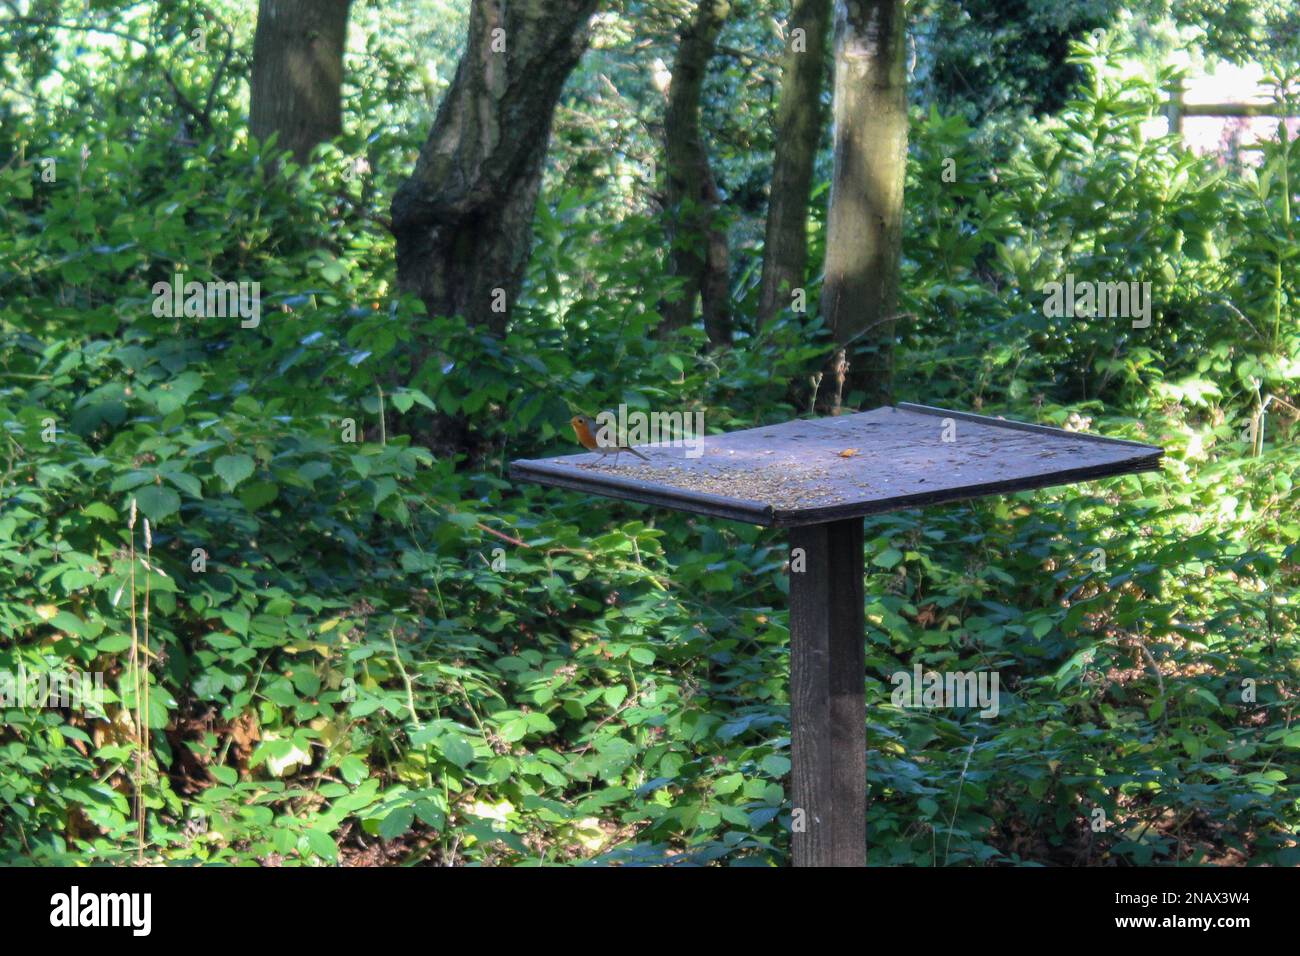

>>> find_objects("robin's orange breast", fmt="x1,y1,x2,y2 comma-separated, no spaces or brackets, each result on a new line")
572,419,600,450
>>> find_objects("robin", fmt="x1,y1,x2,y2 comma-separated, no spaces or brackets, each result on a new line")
570,414,650,464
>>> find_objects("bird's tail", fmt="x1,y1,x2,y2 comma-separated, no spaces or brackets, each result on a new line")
627,446,650,461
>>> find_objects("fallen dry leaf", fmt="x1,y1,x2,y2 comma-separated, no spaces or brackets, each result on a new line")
838,448,859,458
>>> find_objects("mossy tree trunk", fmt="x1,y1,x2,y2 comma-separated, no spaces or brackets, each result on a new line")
758,0,832,328
819,0,907,409
250,0,352,163
660,0,732,347
390,0,598,336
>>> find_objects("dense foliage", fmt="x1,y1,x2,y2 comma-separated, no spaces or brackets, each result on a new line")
0,2,1297,865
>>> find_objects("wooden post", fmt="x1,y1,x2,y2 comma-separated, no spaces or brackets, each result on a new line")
789,518,866,866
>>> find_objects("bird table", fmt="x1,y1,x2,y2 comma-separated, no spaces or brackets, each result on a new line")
509,403,1163,866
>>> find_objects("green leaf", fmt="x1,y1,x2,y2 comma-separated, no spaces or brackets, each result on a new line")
304,827,338,862
162,469,203,499
378,806,414,841
873,548,904,569
372,476,398,507
499,717,529,742
338,755,368,785
134,485,180,522
439,733,476,769
628,646,655,665
82,502,118,522
714,772,744,795
110,470,154,493
298,460,331,484
603,685,628,708
413,799,445,830
51,611,90,637
97,634,132,653
239,480,279,511
60,568,97,592
759,754,791,776
214,454,255,491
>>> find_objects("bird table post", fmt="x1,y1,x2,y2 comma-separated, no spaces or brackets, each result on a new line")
511,403,1163,867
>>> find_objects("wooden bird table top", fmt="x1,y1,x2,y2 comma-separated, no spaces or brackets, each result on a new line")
510,403,1163,527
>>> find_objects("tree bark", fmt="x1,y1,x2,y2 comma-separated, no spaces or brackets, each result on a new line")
660,0,732,347
820,0,907,410
758,0,832,328
249,0,352,164
390,0,598,335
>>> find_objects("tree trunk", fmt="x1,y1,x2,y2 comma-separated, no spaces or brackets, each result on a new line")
758,0,832,328
249,0,352,164
820,0,907,410
660,0,732,347
390,0,598,335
